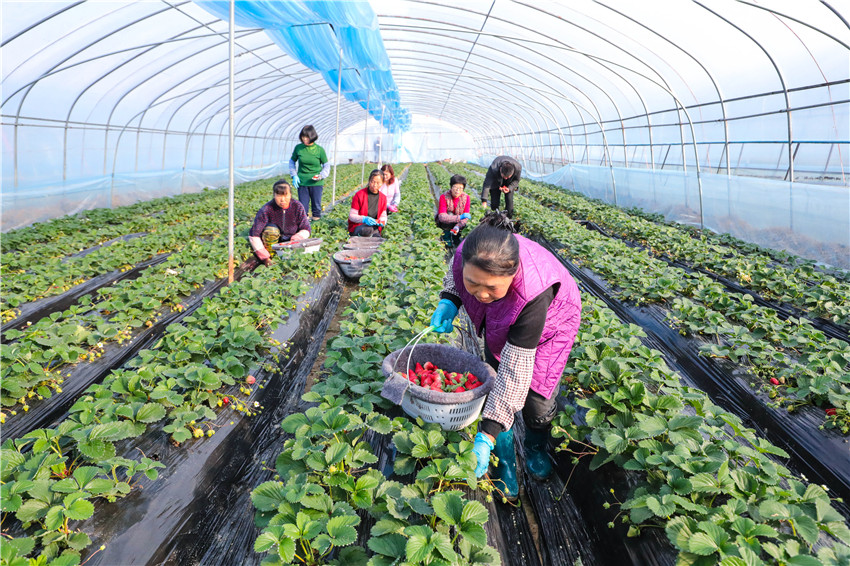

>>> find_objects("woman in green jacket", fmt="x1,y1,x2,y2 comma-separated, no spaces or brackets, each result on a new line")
289,125,330,220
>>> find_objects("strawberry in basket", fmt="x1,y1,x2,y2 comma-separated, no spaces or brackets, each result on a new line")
407,362,482,392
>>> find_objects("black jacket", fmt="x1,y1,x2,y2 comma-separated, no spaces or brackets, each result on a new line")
481,155,522,201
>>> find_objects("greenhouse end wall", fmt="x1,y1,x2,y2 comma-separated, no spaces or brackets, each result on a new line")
531,164,850,269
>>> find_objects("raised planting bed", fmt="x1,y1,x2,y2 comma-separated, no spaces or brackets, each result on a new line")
81,268,343,566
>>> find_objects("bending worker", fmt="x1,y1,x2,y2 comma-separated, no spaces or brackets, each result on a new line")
430,211,581,500
481,155,521,218
248,180,310,266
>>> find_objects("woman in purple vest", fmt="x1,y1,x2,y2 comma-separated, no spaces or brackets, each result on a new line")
430,212,581,501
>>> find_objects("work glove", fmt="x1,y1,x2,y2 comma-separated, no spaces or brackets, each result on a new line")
473,432,495,478
387,204,399,213
430,298,459,333
362,216,378,226
459,213,471,220
291,175,300,190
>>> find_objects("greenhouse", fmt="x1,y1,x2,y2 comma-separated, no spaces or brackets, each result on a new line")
1,1,849,565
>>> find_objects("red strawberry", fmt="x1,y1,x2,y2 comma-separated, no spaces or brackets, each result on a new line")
246,375,256,385
825,408,837,416
222,397,229,405
769,378,780,385
408,370,416,380
455,386,466,393
424,362,436,371
415,363,425,373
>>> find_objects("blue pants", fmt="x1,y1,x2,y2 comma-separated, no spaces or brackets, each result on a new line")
298,185,323,218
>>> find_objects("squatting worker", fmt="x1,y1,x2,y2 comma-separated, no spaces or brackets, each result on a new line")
348,169,388,238
380,163,401,213
435,174,472,248
248,180,310,266
481,155,521,218
289,124,329,221
429,211,581,501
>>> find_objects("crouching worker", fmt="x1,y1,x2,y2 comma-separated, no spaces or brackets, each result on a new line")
348,169,388,238
248,180,311,266
436,174,472,248
429,211,581,501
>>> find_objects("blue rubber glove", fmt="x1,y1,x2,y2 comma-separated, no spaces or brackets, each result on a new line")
362,216,378,226
430,298,459,333
459,213,471,220
291,174,300,190
473,432,495,478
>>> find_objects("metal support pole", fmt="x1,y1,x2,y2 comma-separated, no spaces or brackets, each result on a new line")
227,0,235,283
378,104,385,169
331,47,343,204
361,92,370,186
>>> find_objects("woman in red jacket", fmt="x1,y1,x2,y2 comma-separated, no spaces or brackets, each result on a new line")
348,169,388,237
435,174,472,248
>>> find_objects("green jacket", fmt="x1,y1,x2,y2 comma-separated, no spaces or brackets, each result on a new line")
290,143,328,186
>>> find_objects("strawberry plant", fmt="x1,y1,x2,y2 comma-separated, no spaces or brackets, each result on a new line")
551,294,850,565
251,164,502,565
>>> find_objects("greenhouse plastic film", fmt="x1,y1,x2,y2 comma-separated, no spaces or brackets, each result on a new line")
1,162,287,232
540,164,850,268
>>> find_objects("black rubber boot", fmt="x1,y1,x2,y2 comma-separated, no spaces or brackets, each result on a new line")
491,429,519,502
524,427,553,480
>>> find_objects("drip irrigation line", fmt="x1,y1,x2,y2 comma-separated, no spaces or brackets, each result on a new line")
578,219,850,342
532,235,850,515
85,269,343,566
1,252,170,336
0,257,258,443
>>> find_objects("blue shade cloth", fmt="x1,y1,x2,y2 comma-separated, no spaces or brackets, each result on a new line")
196,0,407,134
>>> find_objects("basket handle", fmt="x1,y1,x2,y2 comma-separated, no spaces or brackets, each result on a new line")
392,325,435,399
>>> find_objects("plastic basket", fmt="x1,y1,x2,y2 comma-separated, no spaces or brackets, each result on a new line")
333,249,378,279
382,343,495,431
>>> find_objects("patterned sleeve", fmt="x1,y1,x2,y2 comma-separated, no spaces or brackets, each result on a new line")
481,342,536,433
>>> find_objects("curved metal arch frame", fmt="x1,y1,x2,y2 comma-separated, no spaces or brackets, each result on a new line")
594,0,731,175
381,29,613,163
386,1,700,170
385,43,578,164
693,1,794,181
381,17,631,163
381,20,678,171
390,59,572,168
6,0,195,185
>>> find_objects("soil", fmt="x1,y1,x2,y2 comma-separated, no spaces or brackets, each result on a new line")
303,281,356,393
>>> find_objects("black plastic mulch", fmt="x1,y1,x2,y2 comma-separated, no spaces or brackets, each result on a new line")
1,252,170,337
533,235,850,517
80,267,343,566
1,258,259,443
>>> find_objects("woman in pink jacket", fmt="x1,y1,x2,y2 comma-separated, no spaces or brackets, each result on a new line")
430,211,582,501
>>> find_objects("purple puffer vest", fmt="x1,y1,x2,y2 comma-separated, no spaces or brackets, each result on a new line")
452,235,581,399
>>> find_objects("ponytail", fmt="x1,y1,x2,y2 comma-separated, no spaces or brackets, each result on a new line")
461,211,519,276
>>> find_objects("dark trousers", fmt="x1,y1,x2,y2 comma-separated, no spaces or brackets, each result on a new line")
298,185,323,218
488,188,514,218
484,345,557,432
351,224,381,237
